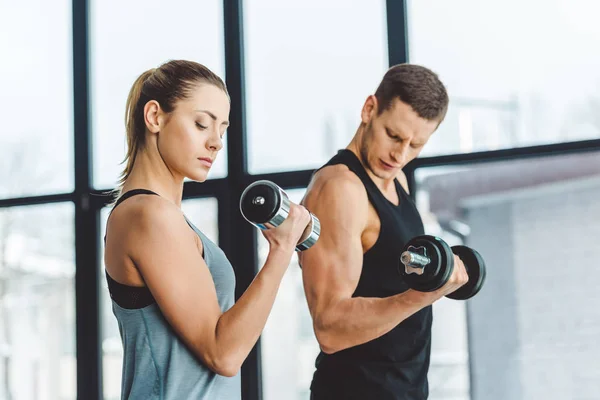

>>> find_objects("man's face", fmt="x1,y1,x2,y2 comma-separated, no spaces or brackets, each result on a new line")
360,97,439,180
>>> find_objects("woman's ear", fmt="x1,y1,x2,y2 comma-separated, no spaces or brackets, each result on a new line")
144,100,162,134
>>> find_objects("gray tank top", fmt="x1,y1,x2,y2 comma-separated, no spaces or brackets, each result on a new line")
106,189,240,399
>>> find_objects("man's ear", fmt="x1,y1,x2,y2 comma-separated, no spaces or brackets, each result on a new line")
361,95,378,124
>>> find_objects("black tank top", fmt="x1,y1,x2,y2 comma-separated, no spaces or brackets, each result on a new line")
310,149,432,400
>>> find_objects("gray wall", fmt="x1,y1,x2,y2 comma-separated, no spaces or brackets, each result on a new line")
463,176,600,400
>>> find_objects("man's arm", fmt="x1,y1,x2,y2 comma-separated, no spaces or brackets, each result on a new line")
299,168,466,354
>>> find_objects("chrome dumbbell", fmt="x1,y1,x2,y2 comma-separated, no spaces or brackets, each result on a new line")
240,180,320,251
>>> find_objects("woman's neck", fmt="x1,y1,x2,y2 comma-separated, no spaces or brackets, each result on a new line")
120,150,184,207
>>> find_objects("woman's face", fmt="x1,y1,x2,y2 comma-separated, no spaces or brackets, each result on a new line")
151,83,230,183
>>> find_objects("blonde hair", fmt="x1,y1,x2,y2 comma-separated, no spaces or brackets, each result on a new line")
118,60,228,191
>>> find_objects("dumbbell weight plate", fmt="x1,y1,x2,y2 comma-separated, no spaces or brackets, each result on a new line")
446,245,486,300
240,180,290,228
296,212,321,251
240,180,321,252
400,235,454,292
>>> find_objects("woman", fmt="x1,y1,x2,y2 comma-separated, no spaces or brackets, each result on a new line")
103,60,311,399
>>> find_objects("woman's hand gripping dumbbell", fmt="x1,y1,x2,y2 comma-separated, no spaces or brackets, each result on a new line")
399,235,486,300
240,180,321,252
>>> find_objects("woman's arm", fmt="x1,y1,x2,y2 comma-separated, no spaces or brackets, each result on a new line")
124,195,309,376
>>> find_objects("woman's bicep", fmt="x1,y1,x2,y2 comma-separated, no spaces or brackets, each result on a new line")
128,202,223,368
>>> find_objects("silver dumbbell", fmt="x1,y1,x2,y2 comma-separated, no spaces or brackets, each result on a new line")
240,180,320,251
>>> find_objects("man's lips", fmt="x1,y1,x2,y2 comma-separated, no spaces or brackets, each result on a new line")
381,160,399,169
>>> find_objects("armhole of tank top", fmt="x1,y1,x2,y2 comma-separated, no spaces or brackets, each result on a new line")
105,189,160,309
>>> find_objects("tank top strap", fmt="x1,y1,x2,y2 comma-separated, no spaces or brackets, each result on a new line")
324,149,403,211
113,189,159,210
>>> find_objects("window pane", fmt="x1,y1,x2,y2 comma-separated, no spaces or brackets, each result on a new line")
244,0,388,174
90,0,227,189
101,197,218,399
0,203,75,399
257,189,320,400
181,198,220,245
414,151,600,399
408,0,600,156
0,1,73,199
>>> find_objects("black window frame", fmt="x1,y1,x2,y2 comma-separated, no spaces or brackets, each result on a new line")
1,1,599,398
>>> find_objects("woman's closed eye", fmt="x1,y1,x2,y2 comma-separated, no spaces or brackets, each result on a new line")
196,122,208,130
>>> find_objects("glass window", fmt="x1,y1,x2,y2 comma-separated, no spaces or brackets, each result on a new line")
100,197,218,399
0,0,73,199
257,188,320,400
408,0,600,156
90,0,227,190
181,198,220,245
414,151,600,399
244,0,389,173
0,203,75,399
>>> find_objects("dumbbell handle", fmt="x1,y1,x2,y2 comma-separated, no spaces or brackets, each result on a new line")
400,250,431,276
400,250,430,269
402,248,473,276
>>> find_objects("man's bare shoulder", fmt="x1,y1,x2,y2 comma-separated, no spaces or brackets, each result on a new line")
306,164,367,203
301,165,369,250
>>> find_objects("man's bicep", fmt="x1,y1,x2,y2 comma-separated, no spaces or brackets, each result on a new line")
300,176,367,313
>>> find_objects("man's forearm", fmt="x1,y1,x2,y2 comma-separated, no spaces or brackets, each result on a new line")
315,290,439,354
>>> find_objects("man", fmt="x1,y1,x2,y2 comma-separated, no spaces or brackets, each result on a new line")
299,64,469,399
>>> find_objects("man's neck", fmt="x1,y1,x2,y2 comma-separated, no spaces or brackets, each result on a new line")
345,140,397,193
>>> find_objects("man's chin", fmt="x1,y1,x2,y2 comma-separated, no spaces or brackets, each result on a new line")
365,159,395,180
371,168,396,181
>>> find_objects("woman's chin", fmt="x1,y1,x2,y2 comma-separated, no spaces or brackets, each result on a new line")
187,170,209,183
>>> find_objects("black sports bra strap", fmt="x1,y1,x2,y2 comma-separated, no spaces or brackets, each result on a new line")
104,189,159,243
113,189,159,210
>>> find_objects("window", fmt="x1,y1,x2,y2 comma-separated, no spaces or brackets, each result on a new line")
100,197,218,399
408,0,600,156
0,203,75,399
414,151,600,399
244,0,389,173
256,188,320,400
0,0,73,198
90,0,227,190
181,198,220,245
